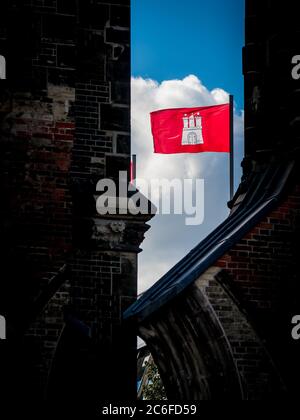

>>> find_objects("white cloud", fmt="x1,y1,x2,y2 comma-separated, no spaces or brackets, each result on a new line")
131,74,244,293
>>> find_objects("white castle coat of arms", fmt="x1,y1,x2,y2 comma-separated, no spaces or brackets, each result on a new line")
181,113,203,145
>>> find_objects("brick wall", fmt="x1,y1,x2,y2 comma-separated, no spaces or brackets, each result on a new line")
0,0,151,405
216,184,300,319
195,267,285,399
214,183,300,392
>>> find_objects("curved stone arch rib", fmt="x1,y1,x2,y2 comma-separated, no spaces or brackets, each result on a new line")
138,283,243,400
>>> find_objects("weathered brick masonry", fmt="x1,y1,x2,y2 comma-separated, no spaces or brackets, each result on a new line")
214,184,300,396
217,186,300,317
0,0,151,405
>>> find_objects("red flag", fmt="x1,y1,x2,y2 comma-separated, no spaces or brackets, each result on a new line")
150,103,230,154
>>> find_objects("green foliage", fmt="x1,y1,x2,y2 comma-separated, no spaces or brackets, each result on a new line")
142,359,167,400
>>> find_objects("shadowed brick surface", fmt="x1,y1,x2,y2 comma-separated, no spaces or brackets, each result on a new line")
0,0,152,407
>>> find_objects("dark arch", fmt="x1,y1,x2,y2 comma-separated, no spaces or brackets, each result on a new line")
138,284,244,400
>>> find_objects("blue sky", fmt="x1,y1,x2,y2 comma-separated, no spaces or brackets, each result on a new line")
132,0,245,109
131,0,245,292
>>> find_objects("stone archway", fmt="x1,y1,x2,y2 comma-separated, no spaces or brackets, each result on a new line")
138,285,243,400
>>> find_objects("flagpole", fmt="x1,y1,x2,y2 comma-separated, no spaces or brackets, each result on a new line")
229,94,234,201
132,154,136,185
